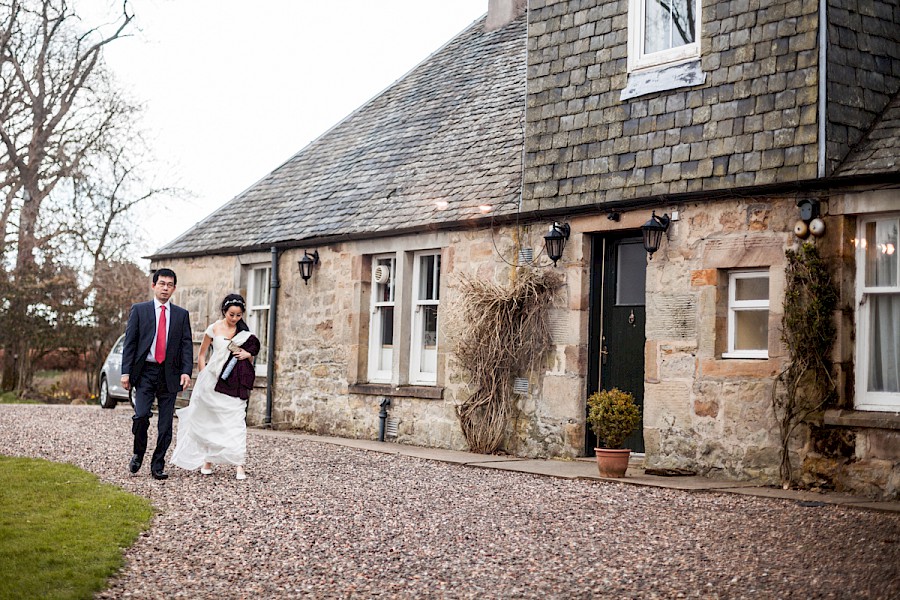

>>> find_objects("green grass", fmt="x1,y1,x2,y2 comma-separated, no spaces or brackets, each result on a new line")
0,456,154,600
0,392,38,404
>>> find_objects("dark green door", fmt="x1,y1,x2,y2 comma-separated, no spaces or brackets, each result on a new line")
586,234,646,453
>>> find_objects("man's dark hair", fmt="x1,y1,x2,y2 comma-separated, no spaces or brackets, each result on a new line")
153,268,178,285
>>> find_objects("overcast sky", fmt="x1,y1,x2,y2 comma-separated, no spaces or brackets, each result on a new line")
89,0,489,259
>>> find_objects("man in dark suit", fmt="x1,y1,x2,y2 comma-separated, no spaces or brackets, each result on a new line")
121,268,193,480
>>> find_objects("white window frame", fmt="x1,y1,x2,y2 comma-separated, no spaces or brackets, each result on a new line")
855,214,900,412
368,254,397,383
246,264,271,373
627,0,701,72
409,251,441,385
723,270,770,359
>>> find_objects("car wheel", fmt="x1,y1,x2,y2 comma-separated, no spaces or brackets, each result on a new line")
99,376,117,409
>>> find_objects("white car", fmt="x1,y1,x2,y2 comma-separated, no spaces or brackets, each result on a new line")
98,334,133,409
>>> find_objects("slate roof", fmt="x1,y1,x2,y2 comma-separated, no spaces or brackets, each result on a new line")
153,14,526,259
834,88,900,177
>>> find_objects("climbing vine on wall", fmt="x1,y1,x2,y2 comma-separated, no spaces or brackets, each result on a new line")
450,269,561,454
772,242,838,487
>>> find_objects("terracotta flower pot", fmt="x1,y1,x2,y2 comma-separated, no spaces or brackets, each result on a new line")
594,447,631,478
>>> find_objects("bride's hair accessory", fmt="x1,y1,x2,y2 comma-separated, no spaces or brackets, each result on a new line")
221,294,246,312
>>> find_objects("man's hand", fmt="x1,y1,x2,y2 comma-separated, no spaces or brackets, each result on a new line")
121,374,130,391
180,374,191,391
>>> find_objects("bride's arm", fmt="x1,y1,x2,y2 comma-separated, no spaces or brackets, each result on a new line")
197,334,213,371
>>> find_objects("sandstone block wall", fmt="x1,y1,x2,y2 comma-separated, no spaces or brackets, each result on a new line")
628,198,794,482
159,225,587,459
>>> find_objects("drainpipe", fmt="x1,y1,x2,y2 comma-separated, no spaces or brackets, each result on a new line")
265,246,280,426
378,397,391,442
817,0,827,178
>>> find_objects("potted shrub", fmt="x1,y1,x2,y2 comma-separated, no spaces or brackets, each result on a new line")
586,388,641,478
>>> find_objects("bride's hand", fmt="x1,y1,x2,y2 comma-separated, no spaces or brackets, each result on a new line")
235,349,252,360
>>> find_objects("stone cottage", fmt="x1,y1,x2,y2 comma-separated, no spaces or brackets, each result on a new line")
151,0,900,499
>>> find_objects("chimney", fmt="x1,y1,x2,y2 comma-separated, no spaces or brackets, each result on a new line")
485,0,526,31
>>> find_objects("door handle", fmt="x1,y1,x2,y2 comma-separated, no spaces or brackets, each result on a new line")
601,345,608,365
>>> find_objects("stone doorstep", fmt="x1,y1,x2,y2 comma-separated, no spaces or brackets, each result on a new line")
250,428,900,513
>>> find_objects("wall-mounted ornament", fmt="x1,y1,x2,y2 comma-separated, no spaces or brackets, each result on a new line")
794,199,824,240
809,217,826,237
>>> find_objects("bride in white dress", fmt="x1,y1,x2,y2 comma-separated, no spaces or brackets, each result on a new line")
171,294,259,480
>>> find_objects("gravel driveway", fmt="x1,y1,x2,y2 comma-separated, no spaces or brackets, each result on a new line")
2,404,899,599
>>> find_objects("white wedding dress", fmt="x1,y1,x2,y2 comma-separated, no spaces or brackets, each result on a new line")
171,324,247,470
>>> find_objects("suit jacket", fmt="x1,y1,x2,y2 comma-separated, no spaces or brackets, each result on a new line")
122,300,193,394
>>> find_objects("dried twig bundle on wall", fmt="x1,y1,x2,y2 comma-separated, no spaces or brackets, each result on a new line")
449,268,562,454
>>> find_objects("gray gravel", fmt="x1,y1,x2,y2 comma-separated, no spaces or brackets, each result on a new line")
2,404,899,599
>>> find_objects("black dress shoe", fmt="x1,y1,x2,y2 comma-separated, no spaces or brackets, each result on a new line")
151,470,169,480
129,454,142,474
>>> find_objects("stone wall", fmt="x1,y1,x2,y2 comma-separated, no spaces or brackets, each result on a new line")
158,224,587,459
157,193,898,496
523,0,821,211
605,197,794,483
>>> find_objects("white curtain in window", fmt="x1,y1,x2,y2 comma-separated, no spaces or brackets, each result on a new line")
868,294,900,393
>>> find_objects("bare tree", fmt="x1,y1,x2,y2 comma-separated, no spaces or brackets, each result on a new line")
46,121,178,274
0,0,157,392
1,0,135,269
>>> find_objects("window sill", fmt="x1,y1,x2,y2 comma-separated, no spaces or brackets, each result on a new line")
721,352,769,360
620,60,705,100
349,383,443,400
823,409,900,431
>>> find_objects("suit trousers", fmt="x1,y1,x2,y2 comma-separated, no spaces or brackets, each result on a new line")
132,362,177,474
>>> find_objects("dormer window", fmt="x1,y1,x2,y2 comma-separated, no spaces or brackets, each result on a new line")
627,0,701,72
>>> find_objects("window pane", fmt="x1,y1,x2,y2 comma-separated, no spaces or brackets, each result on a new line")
375,257,394,302
735,277,769,301
734,310,768,351
867,294,900,393
865,220,898,287
254,309,269,364
433,255,441,300
418,305,439,374
378,306,394,371
616,242,646,305
421,305,438,349
645,0,695,54
419,255,437,301
252,268,270,305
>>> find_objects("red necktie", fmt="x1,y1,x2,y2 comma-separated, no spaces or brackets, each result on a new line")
155,306,167,364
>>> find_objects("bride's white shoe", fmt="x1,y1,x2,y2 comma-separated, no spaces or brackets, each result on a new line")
200,463,213,475
235,466,246,480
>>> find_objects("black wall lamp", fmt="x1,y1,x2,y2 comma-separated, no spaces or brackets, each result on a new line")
298,250,319,284
544,222,571,267
640,211,670,259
